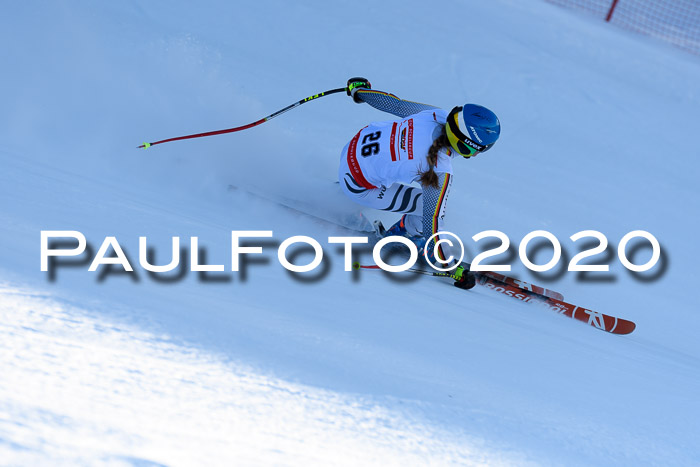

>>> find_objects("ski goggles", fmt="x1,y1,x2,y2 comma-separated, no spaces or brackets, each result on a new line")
445,106,494,158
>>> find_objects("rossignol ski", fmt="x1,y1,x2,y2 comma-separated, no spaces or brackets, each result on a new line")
475,272,636,335
355,263,635,335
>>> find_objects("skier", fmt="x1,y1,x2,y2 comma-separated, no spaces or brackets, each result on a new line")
339,78,501,289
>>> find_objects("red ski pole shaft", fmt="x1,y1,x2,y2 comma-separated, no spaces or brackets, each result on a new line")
138,87,348,149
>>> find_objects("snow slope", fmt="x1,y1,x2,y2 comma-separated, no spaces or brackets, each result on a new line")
2,0,700,465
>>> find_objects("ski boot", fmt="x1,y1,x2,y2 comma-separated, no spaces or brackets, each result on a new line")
373,214,410,238
384,214,409,237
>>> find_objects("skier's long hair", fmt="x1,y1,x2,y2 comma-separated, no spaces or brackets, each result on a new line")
419,126,450,188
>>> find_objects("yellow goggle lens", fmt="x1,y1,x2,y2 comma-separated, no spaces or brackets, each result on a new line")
446,122,477,158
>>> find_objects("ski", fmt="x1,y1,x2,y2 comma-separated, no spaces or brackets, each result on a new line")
355,263,637,335
475,271,564,301
477,274,636,335
355,262,635,335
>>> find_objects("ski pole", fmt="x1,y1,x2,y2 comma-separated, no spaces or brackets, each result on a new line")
353,263,458,280
138,86,348,149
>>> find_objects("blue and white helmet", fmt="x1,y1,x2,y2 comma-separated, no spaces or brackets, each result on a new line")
445,104,501,158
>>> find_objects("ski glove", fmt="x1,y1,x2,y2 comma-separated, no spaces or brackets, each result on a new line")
453,263,476,290
347,77,371,103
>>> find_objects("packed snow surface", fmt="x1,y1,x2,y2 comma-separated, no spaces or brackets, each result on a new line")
1,0,699,465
